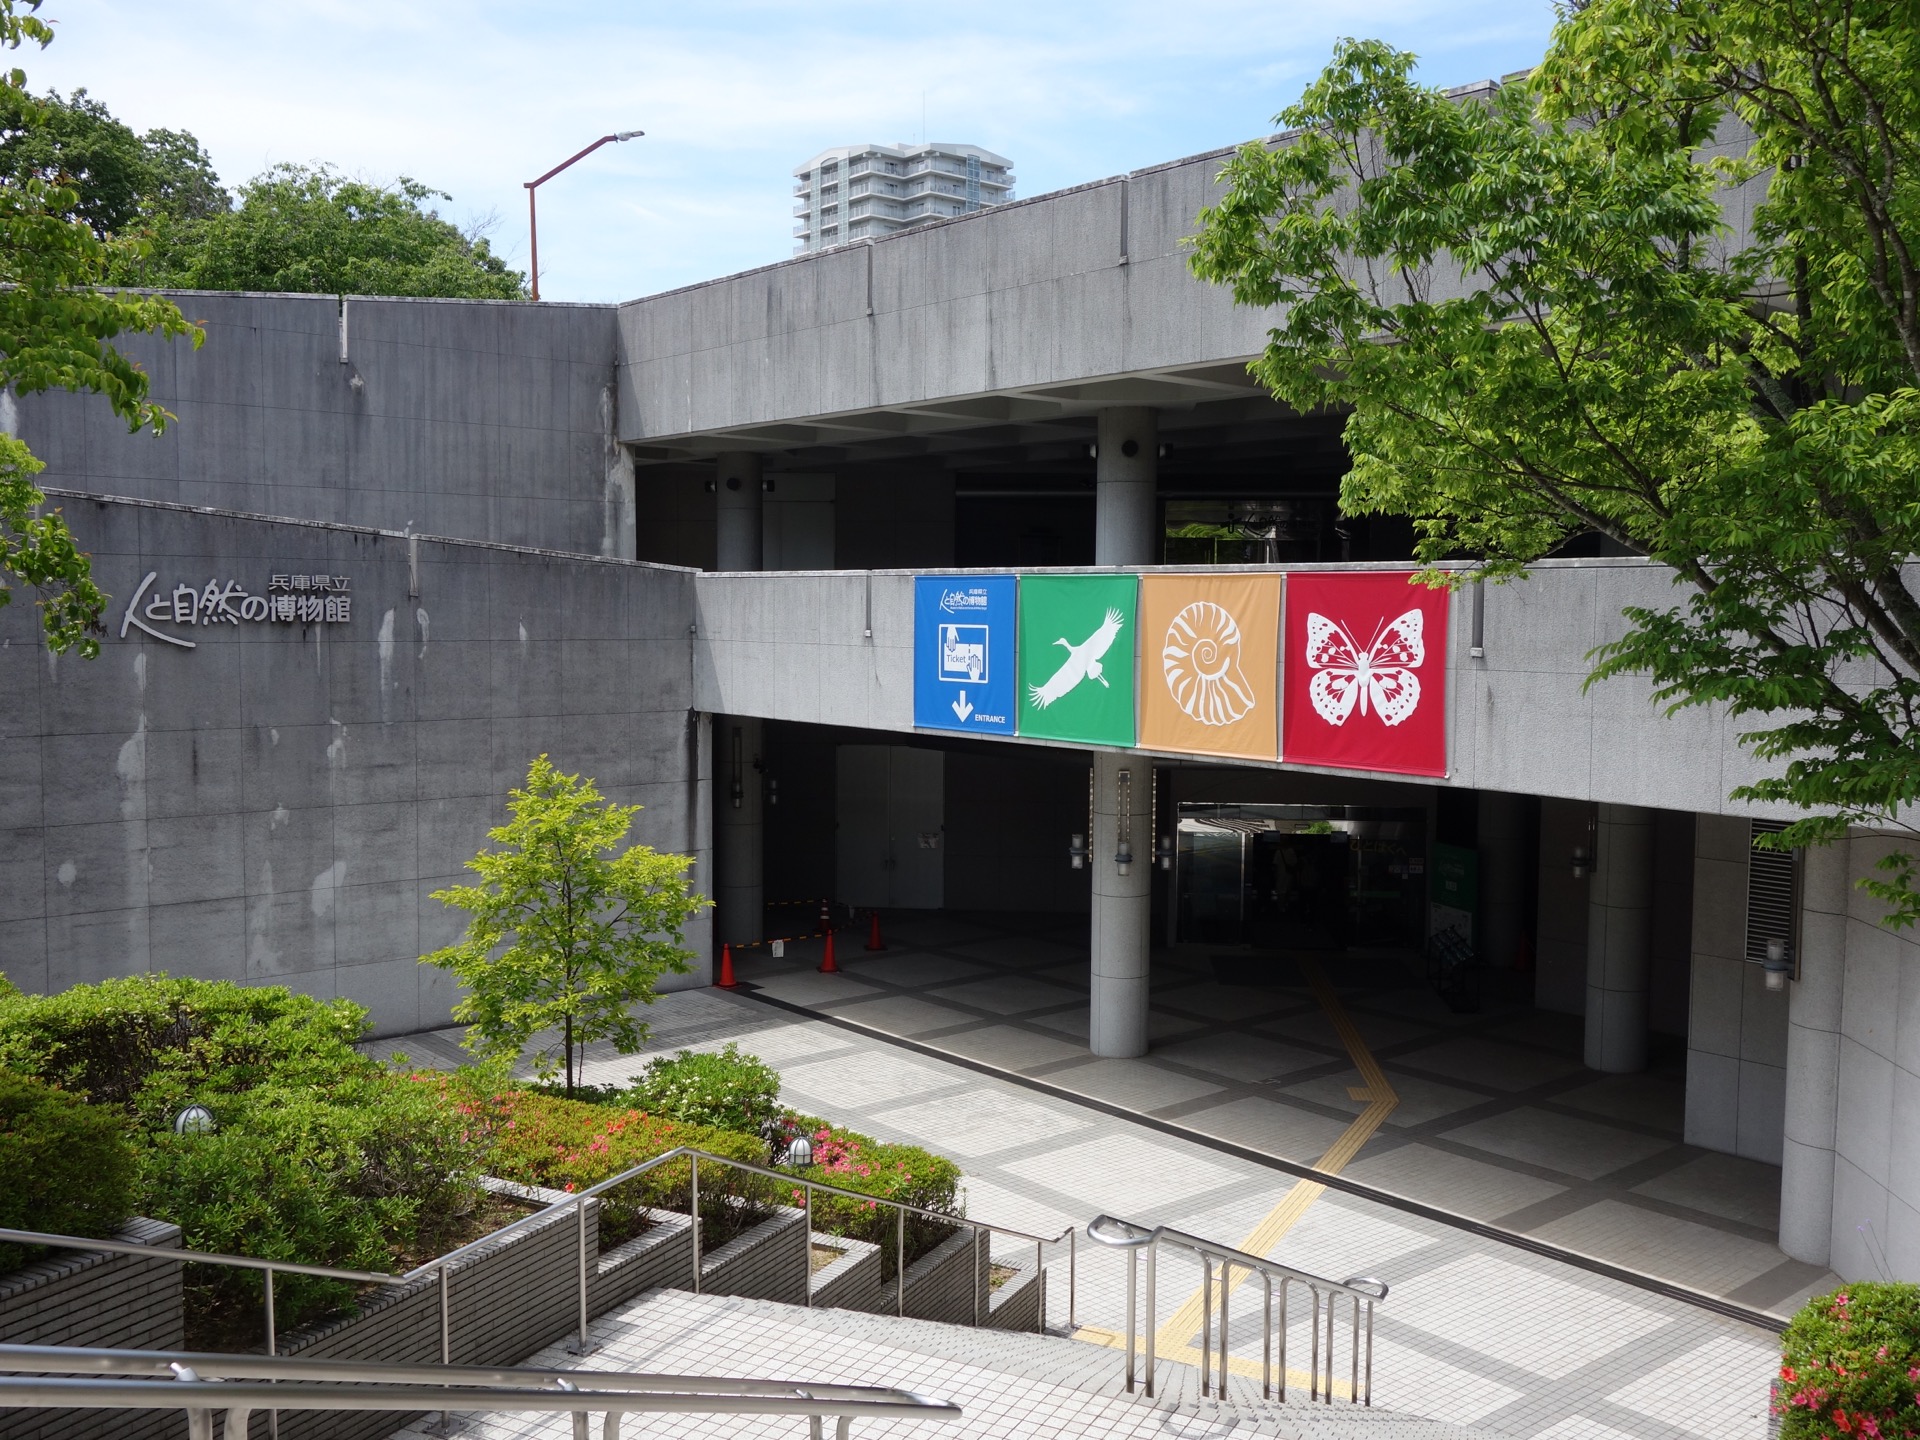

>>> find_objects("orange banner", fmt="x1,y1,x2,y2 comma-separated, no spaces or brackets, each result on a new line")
1137,572,1283,760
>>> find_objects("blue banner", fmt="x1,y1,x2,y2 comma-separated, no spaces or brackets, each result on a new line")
913,575,1016,735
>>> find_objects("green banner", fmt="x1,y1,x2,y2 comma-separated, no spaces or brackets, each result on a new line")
1017,575,1138,745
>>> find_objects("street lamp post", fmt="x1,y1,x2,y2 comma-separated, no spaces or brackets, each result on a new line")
525,130,643,301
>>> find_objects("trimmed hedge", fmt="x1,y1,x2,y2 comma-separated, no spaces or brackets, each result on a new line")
623,1043,785,1150
777,1114,963,1277
0,1068,138,1270
1777,1282,1920,1439
463,1086,772,1247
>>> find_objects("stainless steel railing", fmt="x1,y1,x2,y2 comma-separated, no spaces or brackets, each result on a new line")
1086,1214,1388,1406
0,1341,960,1440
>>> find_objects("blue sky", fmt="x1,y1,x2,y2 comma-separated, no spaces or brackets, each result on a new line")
31,2,1559,303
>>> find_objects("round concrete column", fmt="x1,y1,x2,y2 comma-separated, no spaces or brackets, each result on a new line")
715,716,765,945
1095,408,1157,566
1780,837,1849,1266
715,452,763,571
1584,803,1655,1072
1477,791,1529,970
1088,410,1156,1056
1090,750,1151,1057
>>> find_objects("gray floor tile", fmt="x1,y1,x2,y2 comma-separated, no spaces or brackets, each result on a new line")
1041,1055,1227,1112
1345,1141,1567,1221
927,974,1086,1015
928,1023,1090,1071
1283,1069,1492,1128
1173,1094,1355,1161
1153,1031,1330,1083
1439,1107,1674,1181
1391,1036,1590,1092
1629,1151,1783,1229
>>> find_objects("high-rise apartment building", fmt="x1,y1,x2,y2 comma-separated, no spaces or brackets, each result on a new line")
793,142,1014,252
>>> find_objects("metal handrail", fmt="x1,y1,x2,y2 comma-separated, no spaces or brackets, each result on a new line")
0,1342,959,1440
1086,1213,1388,1407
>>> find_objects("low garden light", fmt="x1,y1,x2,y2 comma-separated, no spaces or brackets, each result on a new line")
783,1135,814,1169
172,1104,216,1136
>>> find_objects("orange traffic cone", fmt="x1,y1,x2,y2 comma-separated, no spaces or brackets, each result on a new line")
819,926,839,974
716,943,739,989
866,909,886,952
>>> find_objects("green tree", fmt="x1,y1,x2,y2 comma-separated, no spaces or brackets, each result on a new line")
143,162,525,300
0,86,226,239
0,1,200,657
1190,0,1920,923
422,756,705,1096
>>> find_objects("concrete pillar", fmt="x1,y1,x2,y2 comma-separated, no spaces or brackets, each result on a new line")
1090,750,1151,1057
1088,409,1156,1057
1477,790,1529,970
1780,837,1849,1266
715,716,764,945
1095,408,1157,566
1585,803,1655,1072
715,452,763,571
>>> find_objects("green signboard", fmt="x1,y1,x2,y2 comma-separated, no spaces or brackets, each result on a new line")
1017,574,1138,746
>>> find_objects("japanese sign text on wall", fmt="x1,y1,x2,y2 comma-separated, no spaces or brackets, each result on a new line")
120,570,354,649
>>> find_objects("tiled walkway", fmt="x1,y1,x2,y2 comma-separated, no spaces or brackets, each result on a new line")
383,913,1801,1440
726,911,1835,1317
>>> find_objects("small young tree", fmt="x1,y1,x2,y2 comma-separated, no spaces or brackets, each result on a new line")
422,756,705,1096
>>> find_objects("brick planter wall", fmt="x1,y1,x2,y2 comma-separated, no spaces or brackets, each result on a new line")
901,1226,988,1327
0,1218,185,1440
698,1207,808,1305
808,1234,886,1314
985,1261,1046,1333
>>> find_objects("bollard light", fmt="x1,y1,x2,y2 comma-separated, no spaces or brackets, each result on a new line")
1763,938,1793,992
1068,833,1088,870
173,1104,216,1136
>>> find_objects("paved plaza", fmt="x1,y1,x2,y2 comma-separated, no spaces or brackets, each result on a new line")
385,911,1801,1440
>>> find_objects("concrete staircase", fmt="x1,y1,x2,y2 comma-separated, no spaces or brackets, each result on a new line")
390,1286,1512,1440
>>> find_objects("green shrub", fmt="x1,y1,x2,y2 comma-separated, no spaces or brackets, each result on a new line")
1777,1283,1920,1439
622,1044,784,1150
0,1069,137,1270
471,1085,772,1248
777,1114,962,1278
0,973,370,1124
140,1071,488,1327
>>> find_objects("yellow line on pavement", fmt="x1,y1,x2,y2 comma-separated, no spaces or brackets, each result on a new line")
1082,955,1398,1364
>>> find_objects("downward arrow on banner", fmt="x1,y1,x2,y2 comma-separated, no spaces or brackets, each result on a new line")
951,690,974,721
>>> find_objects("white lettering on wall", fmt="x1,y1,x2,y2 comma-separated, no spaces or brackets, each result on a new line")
120,571,353,650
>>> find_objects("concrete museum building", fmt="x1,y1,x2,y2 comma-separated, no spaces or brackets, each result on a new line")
1,125,1916,1299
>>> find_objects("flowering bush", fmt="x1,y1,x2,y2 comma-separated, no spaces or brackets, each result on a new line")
1777,1283,1920,1439
623,1044,785,1151
460,1085,770,1246
776,1114,962,1278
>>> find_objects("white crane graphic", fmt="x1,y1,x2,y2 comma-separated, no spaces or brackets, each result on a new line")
1028,608,1125,708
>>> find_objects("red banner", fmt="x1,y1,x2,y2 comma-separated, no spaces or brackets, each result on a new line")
1281,571,1450,777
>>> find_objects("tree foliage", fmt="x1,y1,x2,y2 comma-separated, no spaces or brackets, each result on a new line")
0,1,200,656
123,162,526,300
422,757,705,1096
1190,0,1920,924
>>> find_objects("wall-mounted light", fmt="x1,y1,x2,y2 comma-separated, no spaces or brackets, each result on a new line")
1763,937,1794,992
1115,768,1134,876
766,777,779,808
730,727,744,809
1068,833,1088,870
703,478,717,493
1570,845,1592,880
1155,833,1174,872
1084,443,1098,459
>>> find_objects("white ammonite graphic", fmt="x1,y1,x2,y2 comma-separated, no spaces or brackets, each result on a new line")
1162,601,1257,726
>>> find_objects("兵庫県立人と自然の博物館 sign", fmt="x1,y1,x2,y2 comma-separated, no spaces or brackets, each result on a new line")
1016,574,1138,747
913,574,1017,735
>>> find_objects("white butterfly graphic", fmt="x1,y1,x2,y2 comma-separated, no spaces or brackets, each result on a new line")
1305,609,1424,727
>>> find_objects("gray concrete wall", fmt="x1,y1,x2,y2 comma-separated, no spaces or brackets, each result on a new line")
9,292,623,558
689,560,1795,821
1684,815,1789,1164
0,494,707,1037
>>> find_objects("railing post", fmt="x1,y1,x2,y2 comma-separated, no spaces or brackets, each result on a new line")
1322,1283,1335,1404
437,1262,453,1434
896,1207,905,1316
1218,1259,1230,1398
1350,1293,1360,1405
571,1193,592,1355
1261,1272,1272,1401
1124,1248,1137,1394
1068,1227,1076,1331
690,1157,701,1295
264,1267,280,1440
971,1228,981,1327
1277,1278,1288,1403
1200,1258,1213,1398
1144,1243,1158,1399
1364,1299,1375,1406
1309,1286,1320,1403
804,1183,814,1309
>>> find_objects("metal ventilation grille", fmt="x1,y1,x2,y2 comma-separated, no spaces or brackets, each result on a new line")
1745,819,1798,961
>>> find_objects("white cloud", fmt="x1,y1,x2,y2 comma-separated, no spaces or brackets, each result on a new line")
28,0,1556,301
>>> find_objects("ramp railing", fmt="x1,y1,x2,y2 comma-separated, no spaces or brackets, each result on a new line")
1085,1213,1388,1406
0,1340,959,1440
